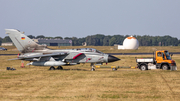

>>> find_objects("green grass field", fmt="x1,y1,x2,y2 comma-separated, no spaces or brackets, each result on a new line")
0,50,180,100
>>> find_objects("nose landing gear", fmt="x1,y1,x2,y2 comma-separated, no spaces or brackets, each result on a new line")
91,63,95,71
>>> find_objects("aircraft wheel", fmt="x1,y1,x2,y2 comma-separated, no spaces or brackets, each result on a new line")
49,66,55,70
57,66,63,70
162,64,169,70
140,65,147,71
112,68,117,71
91,68,95,71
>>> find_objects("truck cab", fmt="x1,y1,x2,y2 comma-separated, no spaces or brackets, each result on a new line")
136,50,177,71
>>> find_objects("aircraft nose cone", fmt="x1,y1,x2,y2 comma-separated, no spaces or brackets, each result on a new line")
108,55,120,62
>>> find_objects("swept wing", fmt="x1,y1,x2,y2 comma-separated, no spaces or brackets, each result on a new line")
9,52,68,61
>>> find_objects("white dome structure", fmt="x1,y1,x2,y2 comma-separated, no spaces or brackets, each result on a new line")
118,36,139,50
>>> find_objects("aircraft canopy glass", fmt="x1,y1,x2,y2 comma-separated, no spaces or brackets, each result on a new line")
75,48,103,54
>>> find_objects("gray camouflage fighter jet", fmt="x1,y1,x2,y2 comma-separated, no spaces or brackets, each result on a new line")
5,29,120,71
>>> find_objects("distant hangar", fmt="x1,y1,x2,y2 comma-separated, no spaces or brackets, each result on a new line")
33,38,72,46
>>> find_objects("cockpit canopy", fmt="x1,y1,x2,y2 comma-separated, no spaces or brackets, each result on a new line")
74,48,103,54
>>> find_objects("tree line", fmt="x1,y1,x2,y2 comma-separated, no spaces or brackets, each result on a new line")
0,34,180,46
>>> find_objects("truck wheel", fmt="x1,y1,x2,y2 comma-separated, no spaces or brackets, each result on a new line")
140,65,147,71
162,64,169,70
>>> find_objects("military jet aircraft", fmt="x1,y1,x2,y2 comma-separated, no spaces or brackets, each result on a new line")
5,29,120,71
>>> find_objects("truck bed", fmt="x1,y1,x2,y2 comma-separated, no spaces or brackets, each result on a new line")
136,58,154,63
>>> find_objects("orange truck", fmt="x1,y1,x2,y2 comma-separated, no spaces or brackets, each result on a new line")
136,50,177,71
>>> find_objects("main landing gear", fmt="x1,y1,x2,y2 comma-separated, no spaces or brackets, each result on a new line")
49,66,63,70
57,66,63,70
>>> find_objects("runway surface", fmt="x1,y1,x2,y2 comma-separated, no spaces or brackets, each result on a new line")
106,52,180,55
0,54,17,56
1,52,180,56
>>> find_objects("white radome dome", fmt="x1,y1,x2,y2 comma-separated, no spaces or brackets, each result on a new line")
123,36,139,49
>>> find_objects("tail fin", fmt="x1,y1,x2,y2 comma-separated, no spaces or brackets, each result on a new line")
5,29,48,53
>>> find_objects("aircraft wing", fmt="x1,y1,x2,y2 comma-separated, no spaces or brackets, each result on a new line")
9,52,68,60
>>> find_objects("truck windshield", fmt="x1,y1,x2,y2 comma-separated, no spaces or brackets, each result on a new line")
165,51,171,60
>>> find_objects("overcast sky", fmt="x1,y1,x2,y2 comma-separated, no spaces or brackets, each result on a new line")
0,0,180,39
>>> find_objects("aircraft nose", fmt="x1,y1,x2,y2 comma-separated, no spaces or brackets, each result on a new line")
108,55,120,62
